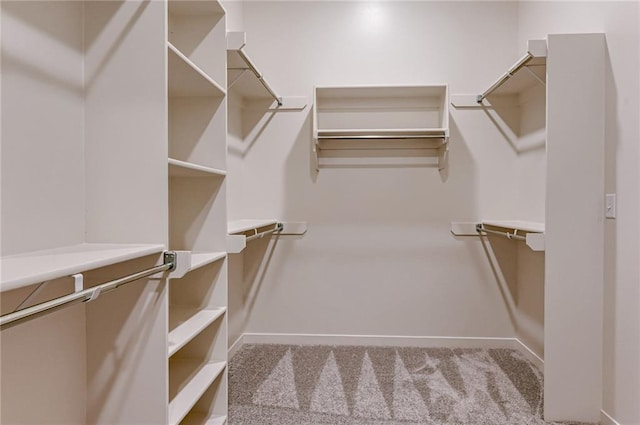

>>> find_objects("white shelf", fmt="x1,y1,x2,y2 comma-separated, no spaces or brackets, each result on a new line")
317,128,449,139
189,252,226,271
227,219,279,235
482,220,544,233
313,85,449,170
168,307,226,357
0,243,165,292
169,360,226,425
168,0,225,16
168,43,226,98
181,413,227,425
168,158,227,178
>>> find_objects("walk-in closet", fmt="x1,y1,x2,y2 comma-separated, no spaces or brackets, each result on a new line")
1,1,639,425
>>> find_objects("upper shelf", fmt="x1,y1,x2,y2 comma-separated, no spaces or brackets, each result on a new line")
226,32,306,110
168,42,226,98
314,85,449,141
478,39,546,102
451,39,547,108
1,243,165,292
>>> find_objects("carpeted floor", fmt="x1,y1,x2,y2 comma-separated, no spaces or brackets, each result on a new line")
229,344,592,425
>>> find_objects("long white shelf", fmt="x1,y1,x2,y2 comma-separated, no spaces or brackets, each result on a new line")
317,128,449,139
227,219,279,235
168,307,226,357
169,360,226,425
168,43,226,98
181,413,227,425
168,158,227,178
0,243,165,292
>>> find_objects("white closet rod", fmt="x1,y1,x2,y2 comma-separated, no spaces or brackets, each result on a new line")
235,48,283,106
476,52,533,103
0,251,177,330
245,222,284,242
476,224,526,241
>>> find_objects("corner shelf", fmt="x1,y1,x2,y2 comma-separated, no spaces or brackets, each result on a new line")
168,42,226,98
313,85,449,170
168,360,227,425
0,243,165,292
169,158,227,178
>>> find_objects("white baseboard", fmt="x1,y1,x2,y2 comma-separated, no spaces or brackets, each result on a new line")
514,338,544,371
241,332,518,349
601,409,622,425
228,334,245,359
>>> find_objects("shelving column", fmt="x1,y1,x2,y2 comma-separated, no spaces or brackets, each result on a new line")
166,1,229,424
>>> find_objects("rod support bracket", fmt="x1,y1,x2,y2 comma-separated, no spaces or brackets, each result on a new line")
164,251,177,272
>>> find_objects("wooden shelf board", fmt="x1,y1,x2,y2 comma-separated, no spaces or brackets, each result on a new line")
168,307,227,357
1,243,165,292
228,219,278,235
482,220,545,233
168,158,226,177
189,252,226,272
168,43,226,97
181,412,227,425
316,84,448,99
168,360,226,425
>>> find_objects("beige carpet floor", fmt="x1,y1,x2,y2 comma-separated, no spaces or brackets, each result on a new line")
229,344,592,425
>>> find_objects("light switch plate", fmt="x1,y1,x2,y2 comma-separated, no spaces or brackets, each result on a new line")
605,193,616,219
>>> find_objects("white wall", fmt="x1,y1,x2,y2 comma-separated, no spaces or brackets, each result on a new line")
517,3,639,424
227,1,531,343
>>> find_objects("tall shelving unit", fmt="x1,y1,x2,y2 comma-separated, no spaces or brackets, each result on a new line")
1,1,169,424
167,1,229,424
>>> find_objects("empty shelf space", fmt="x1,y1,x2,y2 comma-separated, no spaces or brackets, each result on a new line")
168,158,226,177
169,360,226,425
168,0,225,16
1,243,165,292
228,219,279,235
181,413,227,425
168,43,226,97
168,307,226,357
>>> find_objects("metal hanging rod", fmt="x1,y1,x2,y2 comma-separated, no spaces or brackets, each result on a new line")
246,222,284,242
235,48,283,106
0,251,176,331
477,52,534,103
476,224,526,241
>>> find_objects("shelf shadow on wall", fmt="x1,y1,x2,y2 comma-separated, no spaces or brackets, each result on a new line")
480,88,547,154
228,234,281,343
477,233,545,356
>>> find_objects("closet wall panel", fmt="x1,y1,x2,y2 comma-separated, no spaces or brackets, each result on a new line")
226,1,521,342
